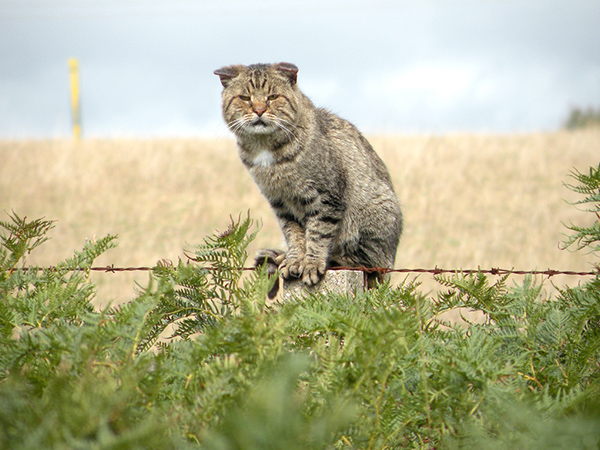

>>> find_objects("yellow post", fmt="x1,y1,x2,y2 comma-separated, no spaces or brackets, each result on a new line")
68,58,81,140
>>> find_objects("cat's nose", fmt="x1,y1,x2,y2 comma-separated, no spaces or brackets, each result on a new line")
252,103,267,116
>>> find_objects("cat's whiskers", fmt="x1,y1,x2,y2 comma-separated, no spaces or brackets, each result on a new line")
228,116,257,135
275,123,296,142
227,117,246,134
266,114,298,141
270,115,298,130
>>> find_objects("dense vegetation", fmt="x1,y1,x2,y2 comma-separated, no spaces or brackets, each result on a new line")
1,163,599,449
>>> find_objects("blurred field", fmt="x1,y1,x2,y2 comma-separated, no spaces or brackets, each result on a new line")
1,130,599,306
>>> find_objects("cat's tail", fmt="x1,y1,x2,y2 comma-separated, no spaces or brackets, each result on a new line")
254,248,285,299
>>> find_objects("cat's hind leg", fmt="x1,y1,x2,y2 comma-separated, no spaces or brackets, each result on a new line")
254,248,285,299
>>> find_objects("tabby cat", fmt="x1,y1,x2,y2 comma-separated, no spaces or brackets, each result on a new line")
215,62,402,295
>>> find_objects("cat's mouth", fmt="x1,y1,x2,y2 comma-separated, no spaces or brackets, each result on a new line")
252,118,268,127
246,117,274,134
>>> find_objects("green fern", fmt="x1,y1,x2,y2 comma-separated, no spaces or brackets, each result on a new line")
1,161,600,449
563,163,600,255
0,211,54,277
135,215,269,350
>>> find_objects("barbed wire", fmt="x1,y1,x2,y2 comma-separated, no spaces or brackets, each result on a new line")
335,266,599,277
16,264,599,277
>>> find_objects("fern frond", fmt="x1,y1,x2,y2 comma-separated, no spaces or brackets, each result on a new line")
564,164,600,200
562,163,600,254
55,234,118,273
434,271,512,325
0,212,55,274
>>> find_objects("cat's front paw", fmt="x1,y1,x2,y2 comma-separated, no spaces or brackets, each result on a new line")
279,254,304,279
300,256,327,286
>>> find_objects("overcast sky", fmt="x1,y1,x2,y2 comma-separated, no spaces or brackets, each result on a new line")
1,0,599,138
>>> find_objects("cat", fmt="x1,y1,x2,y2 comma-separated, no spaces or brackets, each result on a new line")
214,62,402,296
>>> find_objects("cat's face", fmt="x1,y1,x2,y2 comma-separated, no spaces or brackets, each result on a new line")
215,63,300,139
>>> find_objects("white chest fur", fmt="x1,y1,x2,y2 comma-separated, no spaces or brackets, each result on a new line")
251,149,276,167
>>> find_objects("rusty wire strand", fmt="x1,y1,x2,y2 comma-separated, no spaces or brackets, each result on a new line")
14,264,599,277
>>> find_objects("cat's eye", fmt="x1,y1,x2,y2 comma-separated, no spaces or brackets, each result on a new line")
267,94,280,101
238,95,251,102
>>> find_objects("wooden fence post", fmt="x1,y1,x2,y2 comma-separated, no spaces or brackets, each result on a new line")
281,269,365,301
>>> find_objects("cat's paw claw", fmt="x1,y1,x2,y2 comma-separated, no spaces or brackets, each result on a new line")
279,255,303,279
300,257,326,286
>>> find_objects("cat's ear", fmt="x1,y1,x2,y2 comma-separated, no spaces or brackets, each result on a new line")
274,62,298,85
214,65,243,87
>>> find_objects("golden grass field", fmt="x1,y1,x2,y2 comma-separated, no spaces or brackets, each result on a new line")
1,129,599,306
